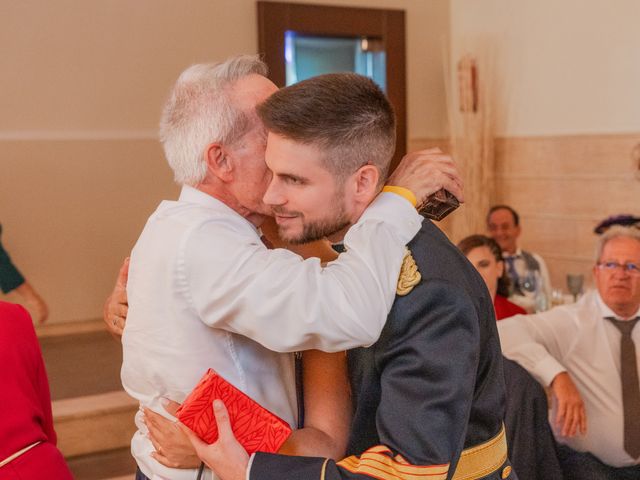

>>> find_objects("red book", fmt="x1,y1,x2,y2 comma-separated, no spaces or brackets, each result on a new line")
176,369,292,454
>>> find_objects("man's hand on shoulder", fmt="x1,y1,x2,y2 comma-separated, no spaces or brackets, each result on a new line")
103,257,129,339
551,371,587,437
387,148,464,206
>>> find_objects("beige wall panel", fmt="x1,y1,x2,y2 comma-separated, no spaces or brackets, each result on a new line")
408,137,450,152
1,0,260,132
0,139,177,323
1,0,450,138
515,217,599,261
1,0,451,323
542,257,595,296
495,177,639,218
494,133,640,294
451,0,640,136
496,135,640,177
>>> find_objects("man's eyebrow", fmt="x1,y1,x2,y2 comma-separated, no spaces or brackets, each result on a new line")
278,171,308,182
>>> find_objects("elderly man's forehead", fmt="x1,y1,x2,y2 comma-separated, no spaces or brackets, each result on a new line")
600,236,640,258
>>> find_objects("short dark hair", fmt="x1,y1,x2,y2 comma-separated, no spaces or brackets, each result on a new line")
256,73,396,187
457,234,511,298
487,205,520,226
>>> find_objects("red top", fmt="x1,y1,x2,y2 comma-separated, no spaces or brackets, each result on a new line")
494,294,526,321
0,301,71,478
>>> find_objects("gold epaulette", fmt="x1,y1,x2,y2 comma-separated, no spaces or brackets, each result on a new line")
396,248,421,296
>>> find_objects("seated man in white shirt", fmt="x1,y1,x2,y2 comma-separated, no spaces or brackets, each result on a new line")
498,226,640,479
487,205,552,313
114,55,462,480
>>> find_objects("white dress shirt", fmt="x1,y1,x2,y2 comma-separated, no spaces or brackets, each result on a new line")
498,290,640,467
121,185,422,480
503,248,552,313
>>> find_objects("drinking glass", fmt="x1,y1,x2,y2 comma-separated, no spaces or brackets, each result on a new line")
566,274,584,302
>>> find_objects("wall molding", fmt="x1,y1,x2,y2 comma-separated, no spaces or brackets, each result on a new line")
539,253,593,263
517,212,601,222
495,173,631,181
0,130,157,141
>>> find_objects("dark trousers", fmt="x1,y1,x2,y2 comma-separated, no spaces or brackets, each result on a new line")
557,444,640,480
135,467,150,480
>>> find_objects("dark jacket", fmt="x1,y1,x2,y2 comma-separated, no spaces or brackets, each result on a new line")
251,220,515,480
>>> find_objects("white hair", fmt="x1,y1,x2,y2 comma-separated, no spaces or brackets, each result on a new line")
159,55,268,185
595,225,640,262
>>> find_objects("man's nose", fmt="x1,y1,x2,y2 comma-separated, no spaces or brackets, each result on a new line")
263,179,284,206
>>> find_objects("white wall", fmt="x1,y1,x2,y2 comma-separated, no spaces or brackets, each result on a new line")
451,0,640,136
0,0,450,138
0,0,450,323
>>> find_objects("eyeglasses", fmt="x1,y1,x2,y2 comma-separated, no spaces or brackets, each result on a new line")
596,261,640,275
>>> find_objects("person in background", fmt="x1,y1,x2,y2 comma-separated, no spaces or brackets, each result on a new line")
0,224,48,323
487,205,552,313
498,226,640,479
457,234,563,480
457,234,526,320
0,301,72,479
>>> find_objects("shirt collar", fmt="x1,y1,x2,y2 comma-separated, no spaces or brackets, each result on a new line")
502,247,522,259
178,185,261,236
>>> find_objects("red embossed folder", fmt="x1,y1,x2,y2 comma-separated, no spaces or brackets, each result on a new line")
176,369,292,454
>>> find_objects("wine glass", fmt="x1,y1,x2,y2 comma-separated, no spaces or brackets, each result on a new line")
566,274,584,302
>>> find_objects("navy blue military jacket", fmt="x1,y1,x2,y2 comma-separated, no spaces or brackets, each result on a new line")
251,220,513,480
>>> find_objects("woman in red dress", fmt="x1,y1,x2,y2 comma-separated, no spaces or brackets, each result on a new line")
0,301,72,479
457,234,526,320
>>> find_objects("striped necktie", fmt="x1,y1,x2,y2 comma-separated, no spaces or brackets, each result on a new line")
505,256,522,295
605,316,640,459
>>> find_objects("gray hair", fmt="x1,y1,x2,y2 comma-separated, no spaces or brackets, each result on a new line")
595,225,640,262
159,55,268,185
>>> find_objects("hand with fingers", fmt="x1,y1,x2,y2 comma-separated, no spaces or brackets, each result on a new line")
551,371,587,437
179,400,249,480
143,399,200,469
103,257,130,338
387,148,464,206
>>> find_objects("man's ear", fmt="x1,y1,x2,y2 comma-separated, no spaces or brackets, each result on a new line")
352,165,380,200
205,143,233,182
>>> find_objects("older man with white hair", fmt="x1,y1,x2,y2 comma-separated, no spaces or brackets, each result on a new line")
498,226,640,479
117,55,462,480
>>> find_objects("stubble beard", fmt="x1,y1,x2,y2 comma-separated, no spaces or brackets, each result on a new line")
277,191,351,245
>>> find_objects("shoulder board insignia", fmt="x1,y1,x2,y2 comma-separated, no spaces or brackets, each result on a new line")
397,248,421,296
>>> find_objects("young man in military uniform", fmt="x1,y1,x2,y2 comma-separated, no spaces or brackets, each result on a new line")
182,73,517,480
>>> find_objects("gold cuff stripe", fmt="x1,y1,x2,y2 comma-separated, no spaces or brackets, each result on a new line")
336,425,508,480
338,449,449,479
452,425,508,480
340,463,448,480
339,456,449,476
